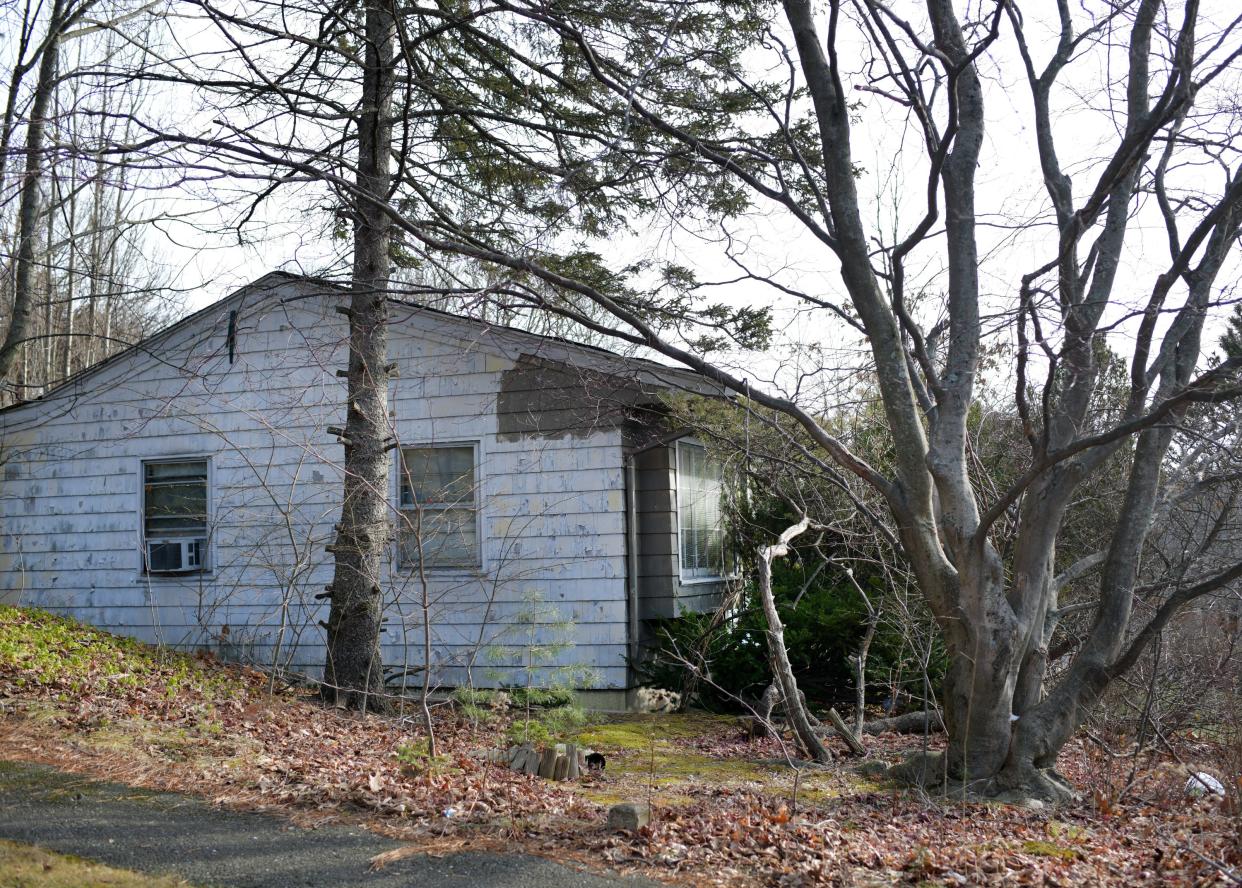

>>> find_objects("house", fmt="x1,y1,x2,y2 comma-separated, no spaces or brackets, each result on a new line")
0,272,730,707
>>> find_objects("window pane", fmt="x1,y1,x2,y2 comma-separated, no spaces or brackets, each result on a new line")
146,516,209,535
144,482,206,517
400,446,475,506
678,443,724,577
399,507,478,567
145,461,207,482
143,460,208,540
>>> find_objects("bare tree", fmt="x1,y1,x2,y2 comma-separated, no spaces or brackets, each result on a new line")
317,0,1241,799
85,0,1242,796
0,0,176,403
0,0,96,389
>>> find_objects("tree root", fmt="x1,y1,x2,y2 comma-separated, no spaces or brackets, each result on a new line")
860,710,942,735
884,751,1079,808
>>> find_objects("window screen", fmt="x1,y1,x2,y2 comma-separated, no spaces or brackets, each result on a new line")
398,445,479,568
142,459,209,573
143,460,209,538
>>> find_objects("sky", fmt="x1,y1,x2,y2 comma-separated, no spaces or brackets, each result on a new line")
16,0,1237,403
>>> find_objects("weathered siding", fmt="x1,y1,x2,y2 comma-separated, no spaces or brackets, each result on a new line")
633,442,725,624
0,276,634,689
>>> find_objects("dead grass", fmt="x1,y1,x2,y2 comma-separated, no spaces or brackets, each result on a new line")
0,839,192,887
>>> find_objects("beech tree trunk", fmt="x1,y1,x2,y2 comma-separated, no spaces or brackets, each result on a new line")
321,0,395,711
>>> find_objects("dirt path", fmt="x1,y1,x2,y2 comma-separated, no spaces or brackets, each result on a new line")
0,761,656,888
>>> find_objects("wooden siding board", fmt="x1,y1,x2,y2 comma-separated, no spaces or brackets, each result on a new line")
633,442,725,620
0,285,636,689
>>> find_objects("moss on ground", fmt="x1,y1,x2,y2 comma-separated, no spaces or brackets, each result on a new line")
1020,839,1078,860
574,713,778,783
575,712,738,748
569,713,850,808
0,839,192,887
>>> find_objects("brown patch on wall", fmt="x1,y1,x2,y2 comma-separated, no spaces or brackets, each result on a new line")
497,354,660,440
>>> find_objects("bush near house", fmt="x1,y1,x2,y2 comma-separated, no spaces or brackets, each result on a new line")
641,555,946,715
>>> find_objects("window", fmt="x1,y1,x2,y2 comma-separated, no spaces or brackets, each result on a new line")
677,441,725,580
398,444,479,569
142,459,210,574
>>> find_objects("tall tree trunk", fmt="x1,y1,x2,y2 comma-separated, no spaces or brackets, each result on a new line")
937,608,1021,786
61,148,79,381
0,0,66,392
321,0,395,712
42,193,55,389
85,148,104,367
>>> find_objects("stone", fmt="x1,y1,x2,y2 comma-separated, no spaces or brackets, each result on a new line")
854,759,890,778
635,687,681,713
607,802,651,832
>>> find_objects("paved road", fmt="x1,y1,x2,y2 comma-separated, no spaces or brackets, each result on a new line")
0,761,655,887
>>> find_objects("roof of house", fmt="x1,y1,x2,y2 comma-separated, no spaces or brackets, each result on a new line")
1,271,723,416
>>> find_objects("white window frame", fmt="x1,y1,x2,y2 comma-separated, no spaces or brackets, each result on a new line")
675,439,725,584
395,440,482,572
137,455,213,578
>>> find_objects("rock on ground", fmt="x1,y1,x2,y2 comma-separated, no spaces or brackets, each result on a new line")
607,803,651,832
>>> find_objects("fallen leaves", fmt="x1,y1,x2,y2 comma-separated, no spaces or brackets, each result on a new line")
1,606,1238,887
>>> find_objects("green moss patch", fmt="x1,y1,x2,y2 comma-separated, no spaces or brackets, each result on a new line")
1021,839,1078,860
574,712,739,750
568,712,847,808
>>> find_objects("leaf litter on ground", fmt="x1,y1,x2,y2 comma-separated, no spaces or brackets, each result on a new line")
0,605,1238,886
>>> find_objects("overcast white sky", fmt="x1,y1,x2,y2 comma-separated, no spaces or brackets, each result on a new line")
95,0,1242,400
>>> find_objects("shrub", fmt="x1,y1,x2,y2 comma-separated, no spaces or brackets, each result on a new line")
506,686,575,709
638,558,946,714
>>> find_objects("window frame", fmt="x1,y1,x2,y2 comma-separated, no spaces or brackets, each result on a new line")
137,454,214,578
395,440,482,572
674,439,726,584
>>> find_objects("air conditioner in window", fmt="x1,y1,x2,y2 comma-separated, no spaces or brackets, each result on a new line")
145,538,205,573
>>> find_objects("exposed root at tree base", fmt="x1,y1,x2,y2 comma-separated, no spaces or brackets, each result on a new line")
885,751,1080,808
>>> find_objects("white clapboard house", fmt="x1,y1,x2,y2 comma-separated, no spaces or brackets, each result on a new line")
0,273,730,704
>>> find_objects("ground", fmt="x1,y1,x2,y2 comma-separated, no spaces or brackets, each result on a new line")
0,761,655,887
0,606,1238,886
0,838,190,887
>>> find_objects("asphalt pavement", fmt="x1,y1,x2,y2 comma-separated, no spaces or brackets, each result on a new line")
0,760,656,887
